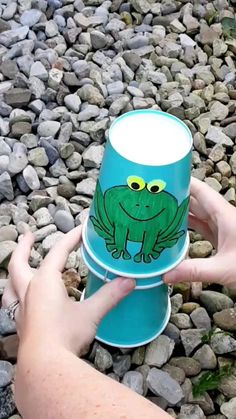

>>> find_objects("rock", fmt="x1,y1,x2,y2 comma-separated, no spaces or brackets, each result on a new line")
38,121,61,138
223,123,236,139
206,126,233,147
178,404,205,419
209,144,225,163
171,313,192,329
62,270,81,289
123,52,141,72
45,20,58,38
33,208,53,228
130,0,151,13
229,152,236,175
57,184,76,200
162,364,185,385
0,226,17,243
193,344,217,370
54,210,75,233
76,178,96,197
30,61,48,81
210,102,229,121
20,9,42,26
213,308,236,331
190,308,211,331
77,105,100,121
216,161,231,177
0,61,18,80
4,88,31,107
200,291,234,315
220,397,236,419
113,355,131,378
169,357,201,377
182,302,200,315
0,241,17,264
163,323,180,344
147,368,184,405
79,85,105,107
219,372,236,398
210,330,236,354
0,26,29,48
144,335,175,368
0,139,11,157
22,165,40,191
49,159,67,177
64,94,81,113
91,31,107,49
0,361,13,387
48,69,63,90
131,346,146,366
82,145,104,169
34,225,57,242
20,134,37,149
180,329,205,356
94,345,113,372
28,148,49,167
0,309,16,336
205,177,222,193
0,173,14,201
122,371,143,395
0,386,15,419
199,24,218,45
189,241,213,258
171,293,183,315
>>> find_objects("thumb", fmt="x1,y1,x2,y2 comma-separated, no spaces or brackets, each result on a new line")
164,256,222,285
83,277,135,325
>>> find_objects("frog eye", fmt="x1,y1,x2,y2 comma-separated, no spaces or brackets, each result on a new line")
127,176,145,191
147,179,166,194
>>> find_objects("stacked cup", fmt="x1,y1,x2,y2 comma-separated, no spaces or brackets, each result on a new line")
81,110,192,348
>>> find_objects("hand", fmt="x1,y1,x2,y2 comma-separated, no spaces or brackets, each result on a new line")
164,177,236,287
2,226,135,356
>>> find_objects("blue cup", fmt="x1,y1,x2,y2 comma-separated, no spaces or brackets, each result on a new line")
83,110,192,278
82,260,171,348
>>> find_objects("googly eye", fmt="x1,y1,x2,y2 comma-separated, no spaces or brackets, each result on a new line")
127,176,145,191
147,179,166,194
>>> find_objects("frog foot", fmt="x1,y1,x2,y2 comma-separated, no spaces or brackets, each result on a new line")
106,243,131,260
134,250,160,263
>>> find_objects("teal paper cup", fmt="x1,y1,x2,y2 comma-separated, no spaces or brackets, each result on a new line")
83,110,192,278
82,267,171,348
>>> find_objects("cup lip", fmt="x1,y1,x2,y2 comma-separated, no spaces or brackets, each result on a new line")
80,289,171,348
82,217,190,279
109,109,193,167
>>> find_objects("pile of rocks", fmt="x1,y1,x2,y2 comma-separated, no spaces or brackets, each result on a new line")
0,0,236,418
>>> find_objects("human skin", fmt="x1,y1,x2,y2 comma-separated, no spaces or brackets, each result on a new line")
2,226,171,419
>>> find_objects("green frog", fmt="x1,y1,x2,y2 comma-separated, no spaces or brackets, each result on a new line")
90,176,189,263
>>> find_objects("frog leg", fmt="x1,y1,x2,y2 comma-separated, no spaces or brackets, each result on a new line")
106,225,131,260
134,231,158,263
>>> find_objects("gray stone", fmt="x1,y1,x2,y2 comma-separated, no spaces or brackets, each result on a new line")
20,134,37,149
163,323,180,344
200,291,234,315
144,335,175,368
0,172,14,201
54,210,74,233
122,371,143,395
193,344,217,370
113,355,131,378
147,368,184,405
2,2,17,20
0,241,17,265
34,225,57,242
109,96,130,116
42,231,64,253
210,101,229,121
23,165,40,191
82,145,104,169
178,404,205,419
5,88,31,107
0,139,11,156
210,330,236,354
0,386,16,419
190,307,211,331
28,148,49,167
180,329,205,356
209,144,225,163
213,308,236,331
66,152,82,170
0,308,16,335
20,9,42,27
130,0,151,13
127,86,144,97
189,241,213,258
34,207,53,228
162,364,185,385
94,345,113,372
38,121,61,138
0,226,17,243
220,397,236,419
0,61,18,80
223,123,236,139
0,156,9,175
205,177,222,193
76,178,96,197
206,126,233,147
64,95,81,113
49,159,68,177
0,26,29,48
0,361,13,388
77,105,100,121
79,85,105,107
229,152,236,175
91,30,107,49
30,61,48,81
171,313,192,329
45,20,59,38
169,357,201,377
123,52,141,72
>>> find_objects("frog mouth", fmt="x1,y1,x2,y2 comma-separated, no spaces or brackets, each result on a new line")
119,203,165,221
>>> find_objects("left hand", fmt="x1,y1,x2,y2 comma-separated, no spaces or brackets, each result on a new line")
2,226,135,356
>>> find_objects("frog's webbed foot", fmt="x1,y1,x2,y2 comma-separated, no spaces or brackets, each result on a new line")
106,243,131,260
134,250,161,263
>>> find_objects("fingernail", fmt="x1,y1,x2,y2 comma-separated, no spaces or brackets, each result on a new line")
120,277,135,292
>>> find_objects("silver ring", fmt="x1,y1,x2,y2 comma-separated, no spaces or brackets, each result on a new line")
5,300,20,321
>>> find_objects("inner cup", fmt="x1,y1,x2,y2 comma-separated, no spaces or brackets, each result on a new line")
109,110,192,166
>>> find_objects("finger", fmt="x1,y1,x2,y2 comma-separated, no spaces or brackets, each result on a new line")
191,177,227,220
1,279,18,308
83,277,135,325
8,232,35,302
41,225,82,273
164,256,223,285
190,196,209,220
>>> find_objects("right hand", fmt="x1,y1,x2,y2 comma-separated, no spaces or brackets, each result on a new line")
164,177,236,287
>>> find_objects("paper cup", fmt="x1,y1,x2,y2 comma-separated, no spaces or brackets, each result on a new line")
83,110,192,278
82,270,171,348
